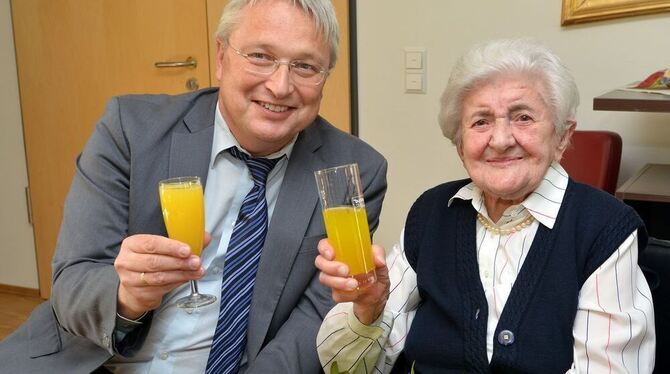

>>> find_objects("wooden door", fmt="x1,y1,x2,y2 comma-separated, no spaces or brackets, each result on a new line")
12,0,211,297
319,0,352,133
12,0,352,298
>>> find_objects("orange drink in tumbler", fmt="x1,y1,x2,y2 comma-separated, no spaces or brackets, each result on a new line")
315,163,376,288
322,206,375,277
159,178,204,256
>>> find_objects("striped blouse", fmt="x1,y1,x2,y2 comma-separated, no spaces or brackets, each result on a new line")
317,162,656,373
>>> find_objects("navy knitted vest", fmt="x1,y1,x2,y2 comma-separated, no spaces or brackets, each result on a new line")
400,179,646,374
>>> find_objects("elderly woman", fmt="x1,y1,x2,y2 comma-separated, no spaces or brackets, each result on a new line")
315,39,656,373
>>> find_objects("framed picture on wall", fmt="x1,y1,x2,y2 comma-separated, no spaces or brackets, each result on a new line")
561,0,670,25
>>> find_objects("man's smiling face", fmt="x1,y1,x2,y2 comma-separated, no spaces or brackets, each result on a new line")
215,0,331,156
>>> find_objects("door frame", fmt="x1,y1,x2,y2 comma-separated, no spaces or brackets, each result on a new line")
348,0,359,136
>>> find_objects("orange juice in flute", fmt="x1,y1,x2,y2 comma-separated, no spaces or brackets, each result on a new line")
159,176,216,308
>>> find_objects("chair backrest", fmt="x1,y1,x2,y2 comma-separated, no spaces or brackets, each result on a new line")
560,130,622,194
639,239,670,374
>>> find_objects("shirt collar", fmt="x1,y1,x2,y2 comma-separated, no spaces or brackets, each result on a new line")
448,161,569,229
210,102,296,168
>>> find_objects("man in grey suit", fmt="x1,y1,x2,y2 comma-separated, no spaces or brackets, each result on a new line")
0,0,387,373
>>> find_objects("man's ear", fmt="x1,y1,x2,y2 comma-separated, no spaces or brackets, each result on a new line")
215,39,225,82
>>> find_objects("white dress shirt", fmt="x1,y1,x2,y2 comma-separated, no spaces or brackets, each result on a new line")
317,162,655,373
106,104,295,373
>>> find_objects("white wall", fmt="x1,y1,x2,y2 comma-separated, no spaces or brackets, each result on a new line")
0,0,38,288
356,1,670,249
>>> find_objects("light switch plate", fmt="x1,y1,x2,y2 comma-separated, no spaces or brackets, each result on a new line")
405,73,424,93
405,51,423,69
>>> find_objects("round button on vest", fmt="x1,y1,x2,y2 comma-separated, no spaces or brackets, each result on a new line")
497,330,515,346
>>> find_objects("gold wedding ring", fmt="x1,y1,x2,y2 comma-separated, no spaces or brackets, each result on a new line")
140,272,149,286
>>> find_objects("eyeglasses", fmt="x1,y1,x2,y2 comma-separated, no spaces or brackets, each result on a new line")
227,43,329,86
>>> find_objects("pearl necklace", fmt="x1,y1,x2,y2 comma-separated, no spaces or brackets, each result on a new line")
477,213,535,236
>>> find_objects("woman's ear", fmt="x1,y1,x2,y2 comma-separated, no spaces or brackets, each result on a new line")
555,121,576,160
456,141,465,161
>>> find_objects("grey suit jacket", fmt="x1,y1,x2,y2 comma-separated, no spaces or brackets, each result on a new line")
0,88,387,373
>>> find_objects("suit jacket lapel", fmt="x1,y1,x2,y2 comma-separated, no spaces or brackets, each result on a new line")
168,91,218,184
246,122,326,359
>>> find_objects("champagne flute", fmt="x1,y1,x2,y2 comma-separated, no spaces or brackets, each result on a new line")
159,176,216,309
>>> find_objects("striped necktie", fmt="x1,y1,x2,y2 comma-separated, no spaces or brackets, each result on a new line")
205,147,280,374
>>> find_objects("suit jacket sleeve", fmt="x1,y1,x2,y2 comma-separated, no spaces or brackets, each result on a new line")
50,97,145,354
245,156,388,373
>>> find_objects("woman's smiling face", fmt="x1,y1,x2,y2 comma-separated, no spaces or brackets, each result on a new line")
458,73,571,206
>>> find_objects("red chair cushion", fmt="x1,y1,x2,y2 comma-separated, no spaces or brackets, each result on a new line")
560,130,622,195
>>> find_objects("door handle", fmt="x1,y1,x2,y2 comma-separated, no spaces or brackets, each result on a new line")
154,57,197,69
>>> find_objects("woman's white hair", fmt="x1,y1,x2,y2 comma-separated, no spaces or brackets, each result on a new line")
215,0,340,69
438,38,579,146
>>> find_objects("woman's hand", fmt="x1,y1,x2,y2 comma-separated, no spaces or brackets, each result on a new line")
315,239,390,325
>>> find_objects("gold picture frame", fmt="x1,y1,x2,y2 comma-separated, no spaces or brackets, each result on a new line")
561,0,670,25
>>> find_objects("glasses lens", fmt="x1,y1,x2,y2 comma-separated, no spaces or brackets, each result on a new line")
241,54,276,75
292,71,325,86
290,62,325,85
244,64,275,75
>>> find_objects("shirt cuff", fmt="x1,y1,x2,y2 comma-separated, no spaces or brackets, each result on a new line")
113,311,149,353
346,306,385,340
116,311,148,327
